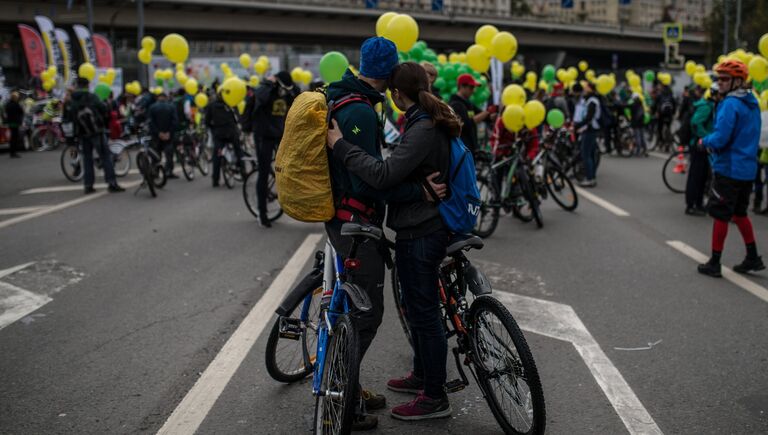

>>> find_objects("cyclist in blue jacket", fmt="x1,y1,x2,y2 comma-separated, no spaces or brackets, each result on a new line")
698,60,765,277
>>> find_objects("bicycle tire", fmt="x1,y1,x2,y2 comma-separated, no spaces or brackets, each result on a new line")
545,164,578,211
391,263,414,350
179,148,195,181
222,158,235,189
469,296,546,435
60,144,83,182
242,169,283,222
662,151,687,194
137,152,157,197
473,175,500,238
197,147,210,176
520,172,543,228
30,127,46,151
265,277,322,383
313,313,359,435
114,148,131,178
617,128,635,158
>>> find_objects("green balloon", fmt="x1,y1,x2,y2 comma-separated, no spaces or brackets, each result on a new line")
94,83,111,101
443,64,458,81
644,112,651,125
441,92,451,102
409,45,425,61
155,78,164,86
415,40,427,50
644,70,655,83
542,65,556,83
319,51,349,83
458,65,471,76
546,109,565,129
433,77,446,91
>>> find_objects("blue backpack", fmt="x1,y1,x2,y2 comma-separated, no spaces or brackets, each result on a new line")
425,137,482,234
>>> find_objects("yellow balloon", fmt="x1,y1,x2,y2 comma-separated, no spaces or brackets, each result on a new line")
254,60,268,75
78,62,96,81
142,36,156,52
437,54,447,64
193,92,208,108
448,52,460,63
695,64,706,74
249,75,261,87
290,67,304,84
567,67,578,82
161,33,189,63
466,44,491,73
220,77,246,107
383,14,419,52
490,31,517,63
184,78,199,95
526,71,537,82
163,69,174,81
301,70,313,85
658,72,672,86
239,53,252,69
628,74,641,88
684,60,696,76
138,49,152,65
749,56,768,82
761,97,768,111
502,104,524,133
175,70,188,85
585,69,596,82
501,84,526,107
475,25,499,50
376,12,398,37
595,75,614,95
556,68,567,83
578,61,588,72
176,63,185,71
457,52,466,63
760,34,768,58
523,100,546,129
258,55,269,66
42,79,55,91
151,86,163,95
237,100,246,115
693,71,709,86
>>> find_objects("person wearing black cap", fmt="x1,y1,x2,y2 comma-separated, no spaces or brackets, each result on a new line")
244,71,299,227
448,74,493,154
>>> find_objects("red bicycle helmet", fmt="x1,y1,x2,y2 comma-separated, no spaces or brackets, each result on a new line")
715,59,749,80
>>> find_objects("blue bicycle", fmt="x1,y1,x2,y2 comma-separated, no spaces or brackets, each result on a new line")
266,223,382,434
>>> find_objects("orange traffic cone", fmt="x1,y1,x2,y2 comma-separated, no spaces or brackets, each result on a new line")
673,145,686,174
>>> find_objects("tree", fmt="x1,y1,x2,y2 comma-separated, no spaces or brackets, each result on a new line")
705,0,768,62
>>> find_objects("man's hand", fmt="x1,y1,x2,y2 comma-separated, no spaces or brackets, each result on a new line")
327,119,343,149
424,172,447,202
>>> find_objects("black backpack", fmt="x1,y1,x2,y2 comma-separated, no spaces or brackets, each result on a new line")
76,99,101,137
659,93,675,117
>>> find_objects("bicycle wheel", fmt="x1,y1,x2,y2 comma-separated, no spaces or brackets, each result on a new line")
265,279,322,383
30,127,47,151
617,128,635,158
469,296,546,435
545,164,578,211
662,150,688,194
154,164,167,189
113,148,131,178
137,152,156,198
222,158,235,189
313,313,359,435
520,173,543,228
391,263,414,350
180,148,195,181
473,175,500,238
197,146,210,176
60,144,83,182
243,168,283,222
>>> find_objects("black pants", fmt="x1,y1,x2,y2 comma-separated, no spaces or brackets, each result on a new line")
9,127,22,155
685,148,709,209
255,135,278,221
395,228,450,399
82,133,116,188
324,219,385,362
152,136,174,174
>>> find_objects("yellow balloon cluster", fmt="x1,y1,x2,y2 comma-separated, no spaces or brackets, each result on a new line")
523,72,537,92
254,56,270,76
657,72,672,86
124,80,142,96
290,67,314,86
376,12,419,52
595,74,616,95
138,36,155,65
98,67,116,86
40,65,57,91
511,61,525,79
556,68,579,86
78,62,96,81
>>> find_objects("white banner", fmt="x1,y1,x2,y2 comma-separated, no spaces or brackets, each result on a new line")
72,24,97,64
34,16,63,75
54,28,73,86
490,58,503,106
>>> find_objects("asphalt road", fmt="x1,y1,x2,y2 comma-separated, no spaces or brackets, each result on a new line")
1,149,767,435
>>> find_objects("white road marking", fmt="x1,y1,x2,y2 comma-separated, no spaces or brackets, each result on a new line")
21,184,112,194
157,233,324,435
667,240,768,303
0,180,142,231
648,151,669,160
0,281,52,330
494,291,662,435
0,262,35,280
0,206,50,215
575,187,631,217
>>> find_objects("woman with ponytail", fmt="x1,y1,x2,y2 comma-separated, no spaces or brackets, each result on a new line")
327,61,460,421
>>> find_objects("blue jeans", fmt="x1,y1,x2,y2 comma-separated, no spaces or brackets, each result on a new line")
633,127,646,155
81,133,116,188
395,228,450,399
580,129,598,181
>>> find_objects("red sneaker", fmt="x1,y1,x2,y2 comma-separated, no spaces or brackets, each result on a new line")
386,372,424,394
390,393,452,421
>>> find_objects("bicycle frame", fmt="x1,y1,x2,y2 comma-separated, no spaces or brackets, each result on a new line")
312,240,351,397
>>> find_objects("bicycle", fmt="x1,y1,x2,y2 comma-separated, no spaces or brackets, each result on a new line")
31,117,65,151
242,160,283,223
474,141,542,238
393,232,546,434
135,135,166,197
174,129,210,181
662,145,713,195
535,131,579,212
60,137,132,182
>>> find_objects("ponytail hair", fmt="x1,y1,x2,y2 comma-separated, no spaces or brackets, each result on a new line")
388,62,462,137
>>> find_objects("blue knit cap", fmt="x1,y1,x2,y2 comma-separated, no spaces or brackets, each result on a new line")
359,37,399,80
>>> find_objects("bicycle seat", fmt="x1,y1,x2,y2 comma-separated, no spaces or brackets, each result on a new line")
340,223,383,241
446,234,484,256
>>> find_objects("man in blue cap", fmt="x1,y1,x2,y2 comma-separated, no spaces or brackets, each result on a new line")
324,37,435,431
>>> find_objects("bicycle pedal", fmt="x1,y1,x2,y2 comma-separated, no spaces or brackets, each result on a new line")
278,317,302,340
444,379,467,394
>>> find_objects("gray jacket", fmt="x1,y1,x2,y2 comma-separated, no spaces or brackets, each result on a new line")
333,106,451,239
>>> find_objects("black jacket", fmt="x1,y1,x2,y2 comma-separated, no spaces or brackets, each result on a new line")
67,89,108,137
333,105,451,239
148,100,178,137
245,81,299,139
449,94,479,153
204,99,239,141
3,100,23,126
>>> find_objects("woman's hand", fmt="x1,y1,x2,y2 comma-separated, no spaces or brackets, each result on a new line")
424,172,447,202
327,119,343,149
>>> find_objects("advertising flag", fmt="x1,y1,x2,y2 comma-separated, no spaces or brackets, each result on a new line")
17,24,46,76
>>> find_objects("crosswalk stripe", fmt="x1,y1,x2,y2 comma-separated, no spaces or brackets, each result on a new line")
0,206,50,215
575,187,631,217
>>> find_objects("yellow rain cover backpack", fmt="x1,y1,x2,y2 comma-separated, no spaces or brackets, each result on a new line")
275,91,335,222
